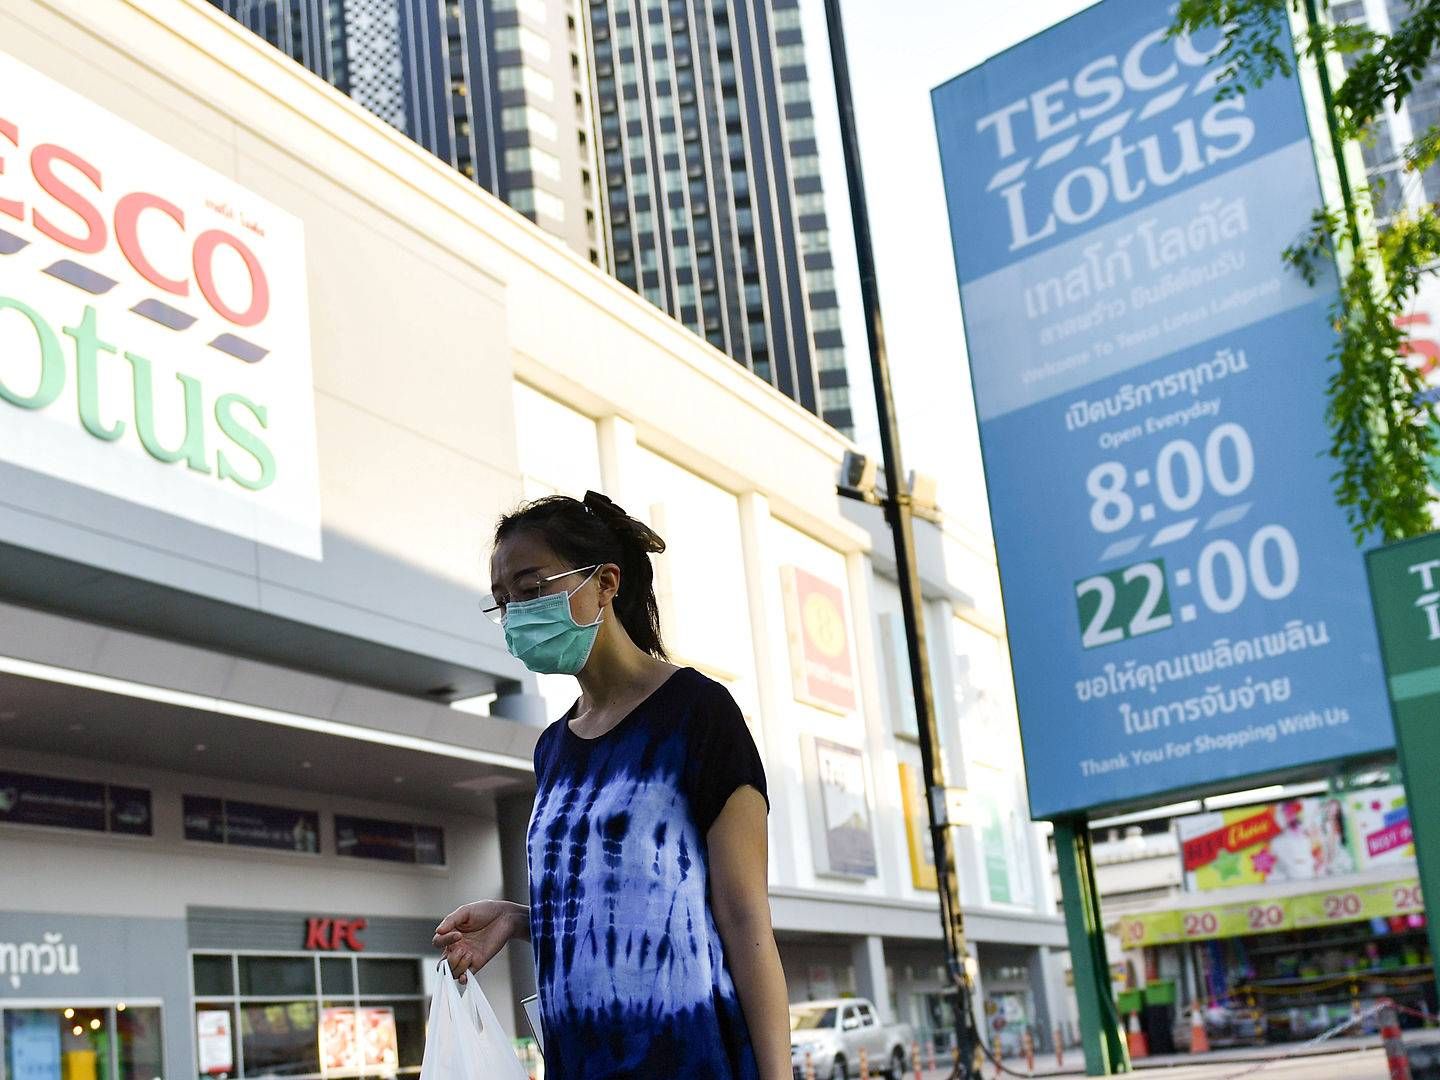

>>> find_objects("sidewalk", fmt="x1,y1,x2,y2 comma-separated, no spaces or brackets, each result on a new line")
903,1026,1440,1077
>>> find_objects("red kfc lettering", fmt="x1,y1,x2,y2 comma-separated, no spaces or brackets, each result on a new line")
305,918,332,950
333,918,367,952
31,143,105,254
115,192,188,295
0,118,21,221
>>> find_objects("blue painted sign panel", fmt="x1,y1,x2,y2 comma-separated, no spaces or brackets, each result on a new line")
932,0,1393,817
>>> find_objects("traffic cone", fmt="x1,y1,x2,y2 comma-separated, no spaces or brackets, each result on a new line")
1126,1011,1150,1059
858,1046,870,1080
911,1041,922,1080
1189,1005,1210,1054
1381,1002,1413,1080
926,1038,936,1072
1022,1029,1035,1073
802,1050,815,1080
1054,1026,1065,1067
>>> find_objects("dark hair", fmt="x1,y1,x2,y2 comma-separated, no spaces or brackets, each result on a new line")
494,490,668,659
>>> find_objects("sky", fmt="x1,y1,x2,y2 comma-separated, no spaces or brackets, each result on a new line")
800,0,1093,541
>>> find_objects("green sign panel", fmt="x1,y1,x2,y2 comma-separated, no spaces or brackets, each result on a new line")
1365,533,1440,986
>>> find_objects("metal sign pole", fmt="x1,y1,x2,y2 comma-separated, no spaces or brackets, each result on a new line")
819,2,979,1074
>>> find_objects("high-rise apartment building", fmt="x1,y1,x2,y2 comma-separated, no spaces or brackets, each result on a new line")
209,0,605,261
208,0,853,435
586,0,852,432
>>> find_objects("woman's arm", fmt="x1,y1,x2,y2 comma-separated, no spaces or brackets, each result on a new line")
709,785,791,1080
433,900,530,982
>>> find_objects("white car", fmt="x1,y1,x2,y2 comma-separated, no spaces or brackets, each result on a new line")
789,998,914,1080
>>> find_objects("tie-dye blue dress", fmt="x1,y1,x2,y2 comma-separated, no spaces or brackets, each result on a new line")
527,667,769,1079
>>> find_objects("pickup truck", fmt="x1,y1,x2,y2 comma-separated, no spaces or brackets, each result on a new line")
789,998,914,1080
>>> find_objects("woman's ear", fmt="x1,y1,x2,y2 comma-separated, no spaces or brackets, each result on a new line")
597,562,622,608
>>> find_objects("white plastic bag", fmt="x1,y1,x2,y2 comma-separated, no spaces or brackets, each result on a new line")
419,962,530,1080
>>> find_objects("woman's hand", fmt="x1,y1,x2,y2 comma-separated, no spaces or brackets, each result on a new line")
433,900,529,983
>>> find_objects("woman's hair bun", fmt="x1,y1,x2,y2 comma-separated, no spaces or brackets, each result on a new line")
583,490,666,554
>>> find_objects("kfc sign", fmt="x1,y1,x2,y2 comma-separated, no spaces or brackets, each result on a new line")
306,917,367,952
0,51,321,558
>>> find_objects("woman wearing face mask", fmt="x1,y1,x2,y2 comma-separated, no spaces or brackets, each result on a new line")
433,491,790,1080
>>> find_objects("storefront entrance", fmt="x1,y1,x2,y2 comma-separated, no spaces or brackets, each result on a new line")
190,952,429,1080
1,1002,164,1080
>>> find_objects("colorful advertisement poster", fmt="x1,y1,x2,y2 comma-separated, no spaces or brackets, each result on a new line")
932,0,1392,818
808,738,877,878
319,1008,398,1075
781,567,856,713
0,52,322,558
1342,784,1414,870
1178,799,1355,891
10,1011,61,1080
898,762,937,890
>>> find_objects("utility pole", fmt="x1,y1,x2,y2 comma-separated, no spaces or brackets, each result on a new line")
820,2,980,1074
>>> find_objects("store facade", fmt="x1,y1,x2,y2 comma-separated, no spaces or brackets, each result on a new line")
1112,787,1434,1048
0,2,1064,1078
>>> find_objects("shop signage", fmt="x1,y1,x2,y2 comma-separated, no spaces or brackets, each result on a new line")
0,52,321,558
0,770,151,836
184,795,320,853
781,567,856,713
0,931,80,990
1177,798,1357,891
1290,879,1425,929
932,0,1392,818
334,815,446,866
305,918,368,952
1115,877,1423,945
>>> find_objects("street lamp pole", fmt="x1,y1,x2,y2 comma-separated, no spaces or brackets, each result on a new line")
819,1,980,1075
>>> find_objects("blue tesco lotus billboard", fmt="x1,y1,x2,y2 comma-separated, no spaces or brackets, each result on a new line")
932,0,1394,818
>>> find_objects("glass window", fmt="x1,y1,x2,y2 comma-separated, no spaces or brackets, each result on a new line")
504,146,562,180
500,105,558,141
772,7,803,30
791,154,820,178
117,1008,163,1080
0,770,153,836
239,1003,318,1078
811,307,842,331
781,80,810,104
240,956,316,997
807,268,835,292
788,116,816,139
358,959,423,995
320,958,355,995
775,43,807,66
5,1008,112,1080
193,954,235,996
801,229,829,252
182,796,319,855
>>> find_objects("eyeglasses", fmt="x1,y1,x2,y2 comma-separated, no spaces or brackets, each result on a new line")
481,565,600,625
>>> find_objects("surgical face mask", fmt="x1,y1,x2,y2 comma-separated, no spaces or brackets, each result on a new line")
502,566,603,675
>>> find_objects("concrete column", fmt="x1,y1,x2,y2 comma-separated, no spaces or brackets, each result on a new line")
845,549,903,896
490,687,550,728
736,490,800,888
595,414,642,509
497,792,538,1026
852,934,893,1022
1027,945,1055,1052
